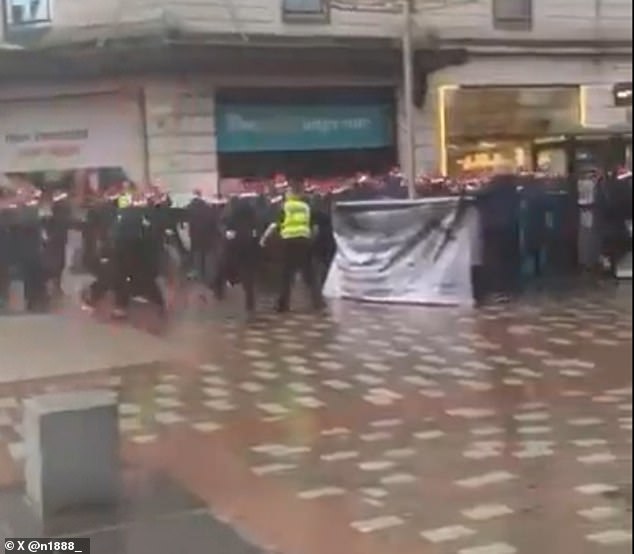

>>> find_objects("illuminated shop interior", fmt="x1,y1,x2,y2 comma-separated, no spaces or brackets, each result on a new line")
438,85,582,176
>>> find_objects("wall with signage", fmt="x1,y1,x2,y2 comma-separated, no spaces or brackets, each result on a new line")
0,92,145,181
215,103,394,153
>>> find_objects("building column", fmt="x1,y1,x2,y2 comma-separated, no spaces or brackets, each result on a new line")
143,79,219,197
396,83,443,177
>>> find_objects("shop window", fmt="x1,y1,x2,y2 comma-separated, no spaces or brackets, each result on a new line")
441,86,580,176
282,0,329,22
3,0,51,28
492,0,532,30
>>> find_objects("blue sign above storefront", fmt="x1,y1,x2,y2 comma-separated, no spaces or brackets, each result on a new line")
215,104,393,152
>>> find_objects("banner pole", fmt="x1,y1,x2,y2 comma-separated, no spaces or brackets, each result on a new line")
402,0,417,198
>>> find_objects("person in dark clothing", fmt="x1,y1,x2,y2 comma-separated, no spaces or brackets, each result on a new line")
111,203,165,316
520,179,548,279
82,202,102,274
82,237,115,309
16,199,48,312
186,190,215,282
41,190,71,295
214,195,260,313
596,171,632,277
137,203,167,310
476,174,521,302
81,198,119,309
0,199,13,310
310,194,336,286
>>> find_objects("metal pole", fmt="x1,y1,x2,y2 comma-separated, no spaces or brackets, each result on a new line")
402,0,416,198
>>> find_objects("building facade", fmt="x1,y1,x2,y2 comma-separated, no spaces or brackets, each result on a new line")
0,0,631,193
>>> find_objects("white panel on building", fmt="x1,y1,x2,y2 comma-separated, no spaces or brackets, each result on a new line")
0,92,145,182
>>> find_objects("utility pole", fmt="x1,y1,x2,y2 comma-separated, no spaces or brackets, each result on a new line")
401,0,417,198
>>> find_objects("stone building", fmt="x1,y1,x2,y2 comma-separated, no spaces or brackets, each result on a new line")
0,0,631,192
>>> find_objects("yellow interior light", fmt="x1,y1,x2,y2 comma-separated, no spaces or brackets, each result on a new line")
438,85,458,176
579,85,588,127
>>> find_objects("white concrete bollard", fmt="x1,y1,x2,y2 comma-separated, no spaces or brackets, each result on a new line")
23,390,120,519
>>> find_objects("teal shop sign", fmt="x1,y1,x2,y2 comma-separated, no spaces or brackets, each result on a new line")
215,104,393,152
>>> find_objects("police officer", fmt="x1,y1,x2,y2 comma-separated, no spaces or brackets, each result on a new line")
261,180,324,313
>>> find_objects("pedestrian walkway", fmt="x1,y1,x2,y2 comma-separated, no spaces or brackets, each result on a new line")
0,314,174,383
0,286,631,553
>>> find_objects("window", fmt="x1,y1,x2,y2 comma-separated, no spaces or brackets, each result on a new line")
4,0,51,28
492,0,532,30
441,86,580,176
282,0,329,22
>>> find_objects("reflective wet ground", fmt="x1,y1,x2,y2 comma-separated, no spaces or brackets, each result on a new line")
0,284,632,553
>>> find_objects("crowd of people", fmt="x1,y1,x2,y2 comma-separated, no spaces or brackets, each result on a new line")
0,166,630,317
0,176,335,318
0,186,71,312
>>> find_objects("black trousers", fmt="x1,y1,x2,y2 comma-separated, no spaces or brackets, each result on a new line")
483,228,519,297
213,243,256,312
277,238,323,312
21,258,47,312
191,246,208,281
0,260,9,308
84,255,114,306
43,241,67,292
114,242,164,311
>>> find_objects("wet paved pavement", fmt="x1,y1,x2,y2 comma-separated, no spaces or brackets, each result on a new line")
0,285,632,553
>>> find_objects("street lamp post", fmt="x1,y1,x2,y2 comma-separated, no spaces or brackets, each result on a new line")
401,0,417,198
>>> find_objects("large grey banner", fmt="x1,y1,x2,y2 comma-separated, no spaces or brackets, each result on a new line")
323,197,477,306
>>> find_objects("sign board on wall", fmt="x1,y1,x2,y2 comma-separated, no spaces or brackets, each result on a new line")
613,82,632,107
0,92,145,181
215,104,394,152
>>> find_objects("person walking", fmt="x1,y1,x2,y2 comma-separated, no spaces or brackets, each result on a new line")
214,195,260,314
16,191,48,312
260,180,324,313
186,189,214,282
0,191,14,311
111,193,165,317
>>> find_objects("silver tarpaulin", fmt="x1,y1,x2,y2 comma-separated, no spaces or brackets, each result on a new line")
323,197,477,306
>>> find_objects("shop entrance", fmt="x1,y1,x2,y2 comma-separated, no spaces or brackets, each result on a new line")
218,147,395,179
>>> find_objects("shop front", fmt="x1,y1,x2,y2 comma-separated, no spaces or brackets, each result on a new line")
438,85,581,177
215,87,397,190
0,90,146,192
